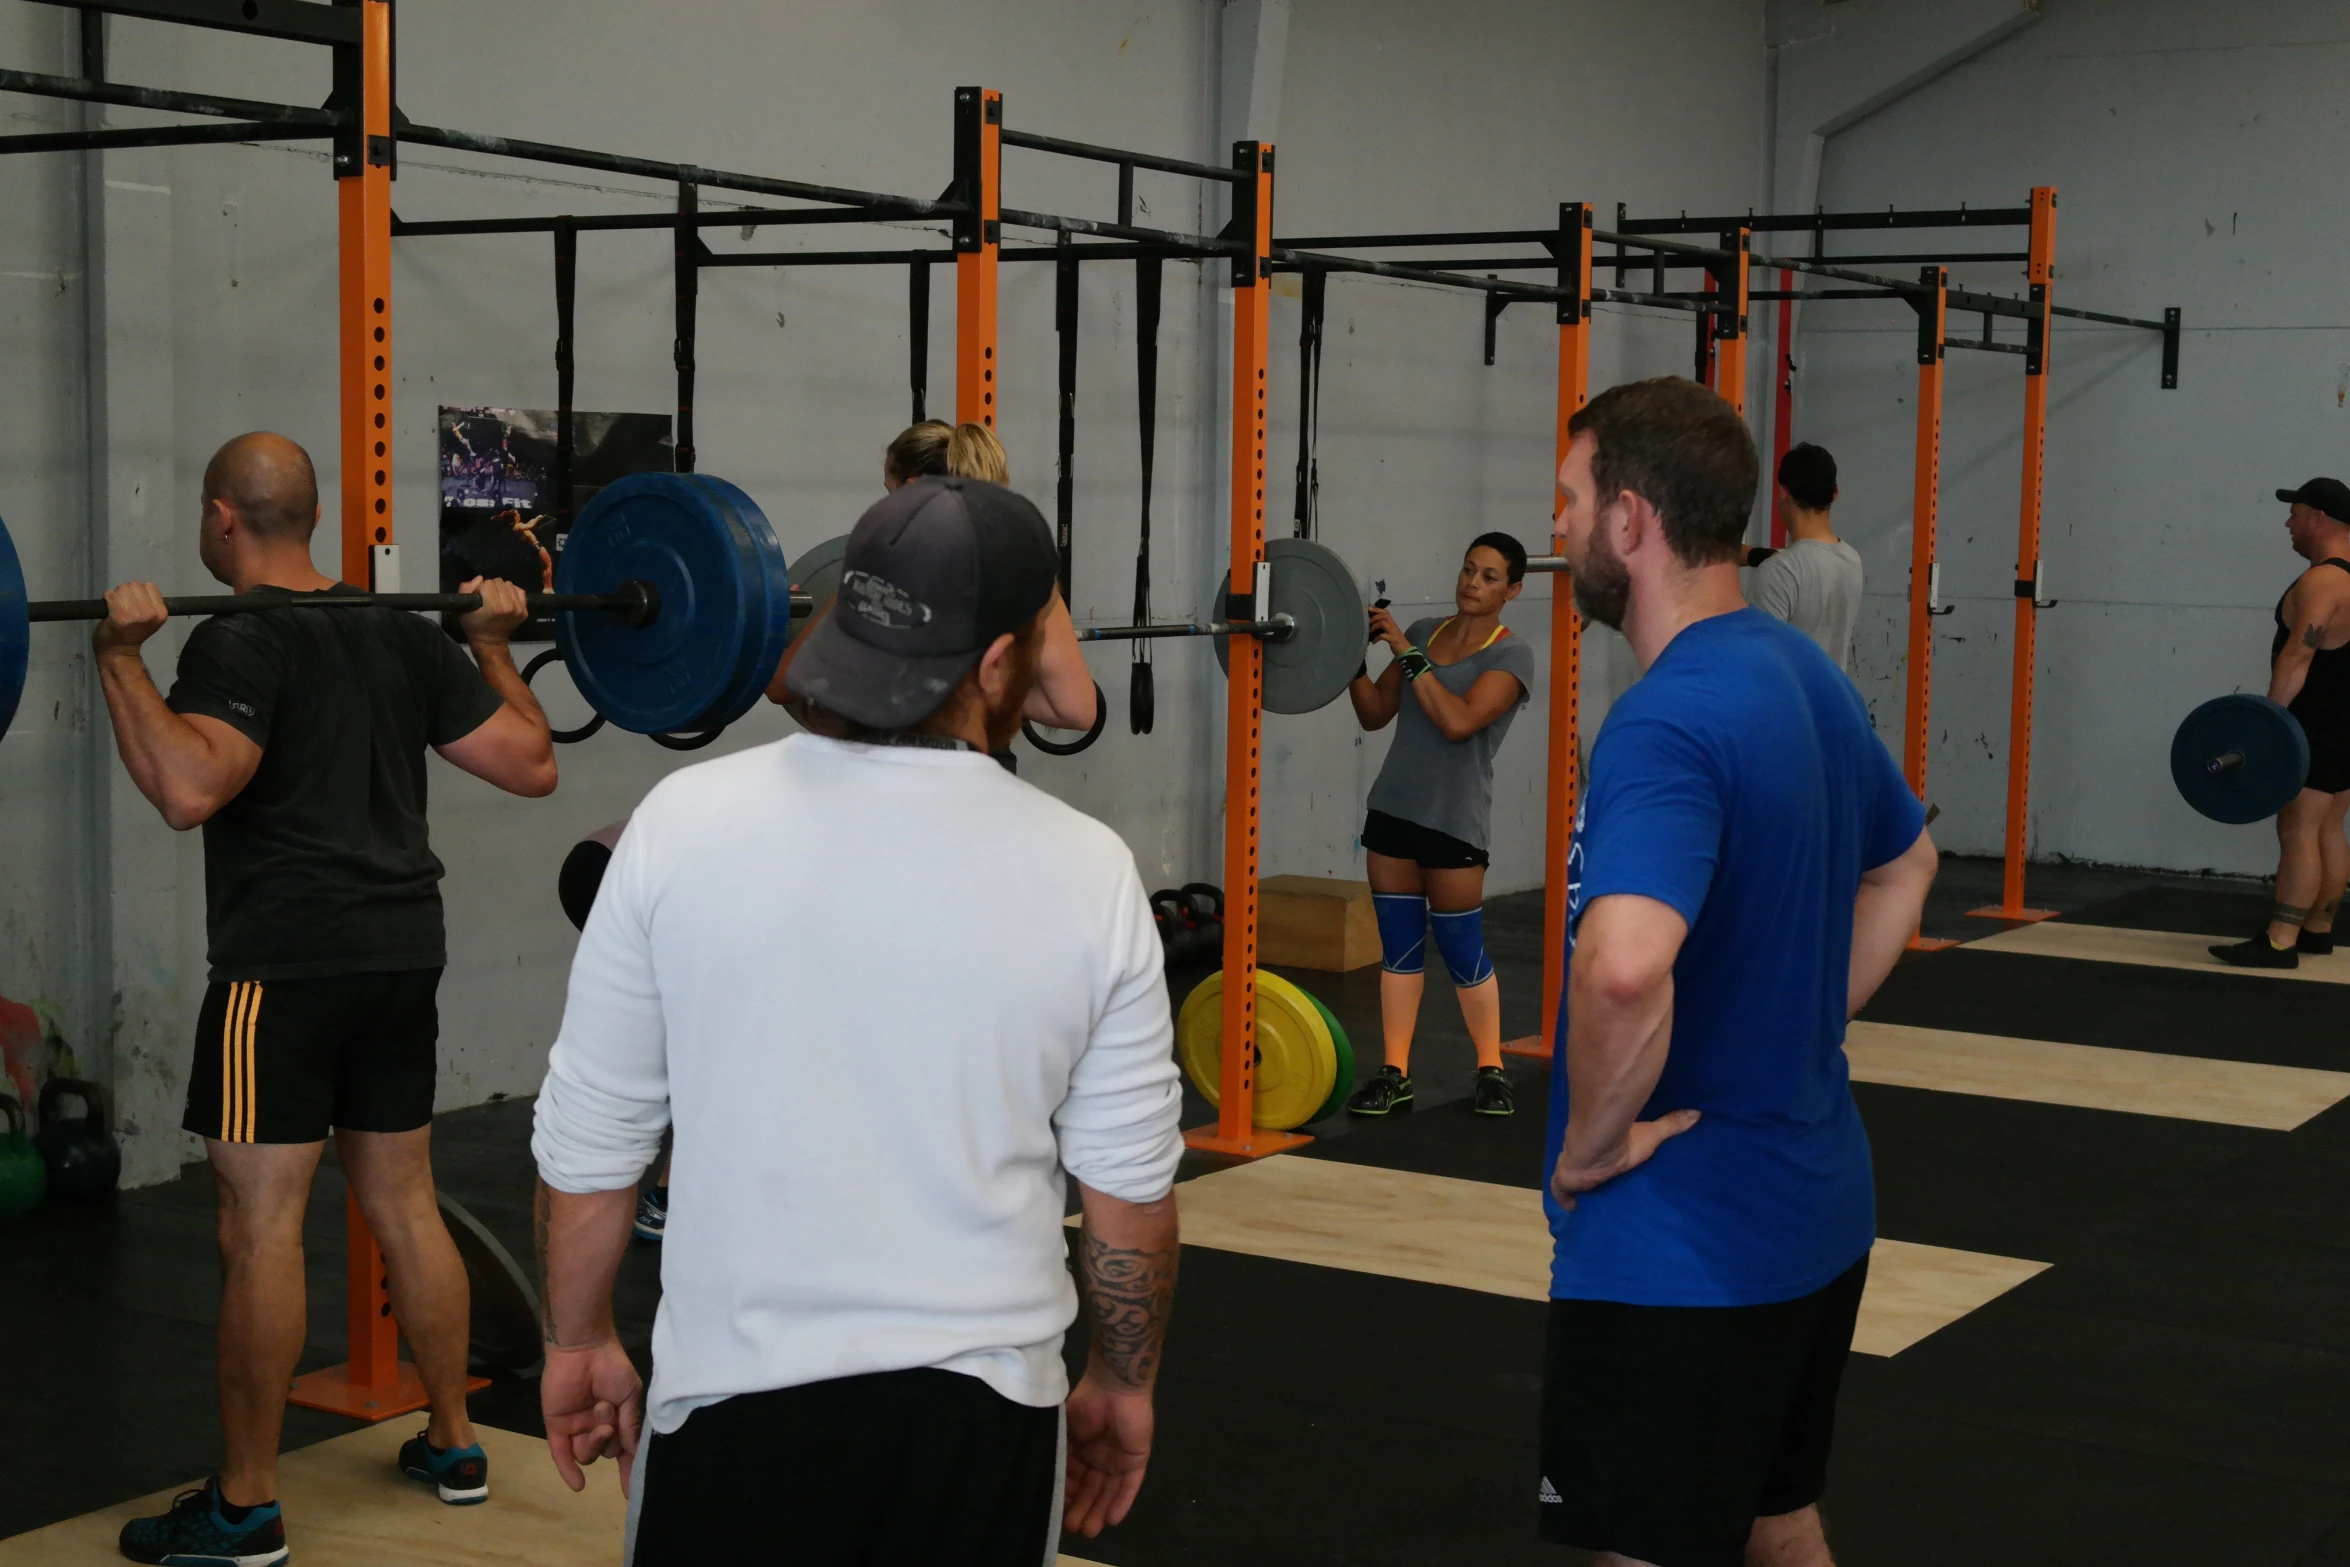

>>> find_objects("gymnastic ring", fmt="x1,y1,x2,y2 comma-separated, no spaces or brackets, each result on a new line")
1023,679,1108,757
522,647,607,745
648,725,726,752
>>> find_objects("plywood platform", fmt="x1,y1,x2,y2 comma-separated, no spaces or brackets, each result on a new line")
1968,922,2350,984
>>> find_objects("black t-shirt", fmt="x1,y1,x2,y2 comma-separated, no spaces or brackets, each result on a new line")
166,585,506,981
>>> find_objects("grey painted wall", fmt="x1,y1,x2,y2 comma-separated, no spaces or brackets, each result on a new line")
0,0,1766,1183
1788,0,2349,878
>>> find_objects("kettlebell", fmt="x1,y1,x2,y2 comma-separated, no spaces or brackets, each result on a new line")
35,1077,120,1205
1179,883,1226,963
0,1092,46,1222
1149,888,1195,966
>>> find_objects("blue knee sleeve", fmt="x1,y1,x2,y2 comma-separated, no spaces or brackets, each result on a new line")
1428,905,1495,987
1372,893,1428,975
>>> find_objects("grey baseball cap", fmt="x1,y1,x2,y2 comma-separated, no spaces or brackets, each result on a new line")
785,477,1059,729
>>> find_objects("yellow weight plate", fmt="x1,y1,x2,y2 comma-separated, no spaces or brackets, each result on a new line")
1176,971,1338,1131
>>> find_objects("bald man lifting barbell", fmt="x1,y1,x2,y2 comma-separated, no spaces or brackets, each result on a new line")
2211,478,2350,971
104,432,556,1567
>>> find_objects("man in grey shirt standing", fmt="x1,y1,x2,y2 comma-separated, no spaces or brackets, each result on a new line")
1752,443,1865,672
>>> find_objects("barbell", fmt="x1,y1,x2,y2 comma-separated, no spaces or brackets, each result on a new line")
2172,693,2311,824
0,473,1377,749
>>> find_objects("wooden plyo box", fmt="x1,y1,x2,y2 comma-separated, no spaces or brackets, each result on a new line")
1258,875,1380,972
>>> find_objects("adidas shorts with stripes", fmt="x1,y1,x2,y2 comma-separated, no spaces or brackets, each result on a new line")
183,969,442,1145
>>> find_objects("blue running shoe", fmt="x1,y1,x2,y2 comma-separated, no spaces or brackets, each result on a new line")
633,1184,667,1242
117,1478,287,1566
396,1432,490,1505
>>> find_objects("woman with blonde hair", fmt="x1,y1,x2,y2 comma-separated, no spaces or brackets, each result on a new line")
771,423,1099,740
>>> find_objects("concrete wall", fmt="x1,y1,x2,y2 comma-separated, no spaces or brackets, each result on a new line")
1786,0,2350,876
0,0,1766,1182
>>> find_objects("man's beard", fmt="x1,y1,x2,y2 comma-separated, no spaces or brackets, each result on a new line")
1571,522,1631,630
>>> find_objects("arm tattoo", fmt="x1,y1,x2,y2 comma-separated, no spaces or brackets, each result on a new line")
2305,623,2328,651
2275,901,2311,927
1078,1227,1178,1391
2318,896,2342,922
533,1179,560,1345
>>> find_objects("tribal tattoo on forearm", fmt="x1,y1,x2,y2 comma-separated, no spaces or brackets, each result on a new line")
1079,1228,1178,1390
533,1179,561,1345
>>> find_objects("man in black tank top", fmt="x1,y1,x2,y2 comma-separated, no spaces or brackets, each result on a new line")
2213,478,2350,969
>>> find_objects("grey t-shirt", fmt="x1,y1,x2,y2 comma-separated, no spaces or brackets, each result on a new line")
1364,617,1536,850
1751,538,1864,672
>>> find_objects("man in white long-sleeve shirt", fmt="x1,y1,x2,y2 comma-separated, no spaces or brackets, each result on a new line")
531,477,1184,1566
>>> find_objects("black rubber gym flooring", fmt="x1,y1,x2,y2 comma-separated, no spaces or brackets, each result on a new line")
11,856,2350,1564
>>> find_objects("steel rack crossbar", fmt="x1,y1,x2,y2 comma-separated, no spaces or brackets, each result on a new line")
392,206,942,239
0,64,340,125
998,126,1247,185
1616,205,2034,235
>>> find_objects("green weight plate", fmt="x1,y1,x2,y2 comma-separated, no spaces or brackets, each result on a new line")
787,533,850,646
0,514,25,745
1211,538,1369,714
2171,693,2310,825
1176,969,1338,1132
555,474,764,735
1302,989,1355,1124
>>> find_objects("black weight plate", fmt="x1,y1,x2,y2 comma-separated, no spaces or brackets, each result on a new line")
0,514,25,745
690,476,796,730
1211,537,1368,713
787,533,849,646
438,1193,543,1378
2171,693,2309,824
555,474,762,735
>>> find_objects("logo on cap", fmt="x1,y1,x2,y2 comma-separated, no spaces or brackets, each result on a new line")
841,569,933,631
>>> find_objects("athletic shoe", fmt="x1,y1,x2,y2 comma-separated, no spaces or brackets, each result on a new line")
2210,935,2299,969
2300,929,2337,956
633,1184,667,1242
1345,1064,1414,1116
1472,1065,1515,1117
397,1432,490,1505
117,1478,287,1566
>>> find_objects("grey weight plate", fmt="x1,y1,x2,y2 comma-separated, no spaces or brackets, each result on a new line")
1212,537,1369,714
788,533,849,646
438,1193,544,1379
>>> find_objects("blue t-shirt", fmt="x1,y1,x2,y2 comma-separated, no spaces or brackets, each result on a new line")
1543,608,1925,1307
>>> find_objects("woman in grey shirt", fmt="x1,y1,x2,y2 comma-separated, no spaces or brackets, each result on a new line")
1344,533,1536,1118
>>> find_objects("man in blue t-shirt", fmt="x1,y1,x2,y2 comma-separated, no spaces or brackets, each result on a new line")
1536,378,1938,1567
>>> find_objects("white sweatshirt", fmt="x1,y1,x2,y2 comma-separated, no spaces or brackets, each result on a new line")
531,733,1183,1434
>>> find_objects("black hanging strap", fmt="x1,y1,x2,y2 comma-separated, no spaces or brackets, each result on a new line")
1130,254,1162,734
908,260,930,425
673,179,700,473
553,218,577,531
1293,267,1326,540
1054,235,1079,602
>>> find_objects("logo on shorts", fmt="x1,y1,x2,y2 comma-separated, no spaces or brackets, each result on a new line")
227,700,256,717
1538,1478,1563,1504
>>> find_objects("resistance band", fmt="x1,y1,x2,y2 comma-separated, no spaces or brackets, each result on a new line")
553,219,577,530
1292,267,1326,540
1131,254,1162,734
1054,234,1077,601
673,181,700,474
908,259,930,425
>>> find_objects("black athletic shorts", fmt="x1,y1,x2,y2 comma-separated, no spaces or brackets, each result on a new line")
2293,711,2350,795
1538,1254,1869,1567
1361,808,1489,870
183,969,441,1144
629,1367,1061,1566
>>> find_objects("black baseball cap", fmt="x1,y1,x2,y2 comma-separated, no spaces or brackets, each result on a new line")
785,476,1059,729
2277,478,2350,525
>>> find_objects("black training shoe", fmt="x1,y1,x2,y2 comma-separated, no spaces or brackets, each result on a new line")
118,1478,287,1566
397,1431,490,1505
2300,929,2336,956
2210,935,2299,969
633,1184,667,1243
1472,1066,1515,1117
1345,1065,1414,1116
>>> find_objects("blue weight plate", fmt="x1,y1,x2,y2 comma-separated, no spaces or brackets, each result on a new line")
687,476,794,729
555,474,762,735
2171,693,2309,825
0,514,25,744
